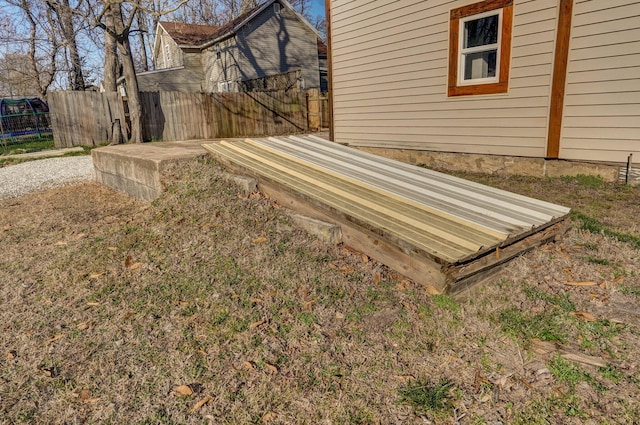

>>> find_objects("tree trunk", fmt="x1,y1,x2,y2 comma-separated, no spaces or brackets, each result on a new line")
56,0,85,90
136,12,149,72
113,3,143,143
103,4,118,92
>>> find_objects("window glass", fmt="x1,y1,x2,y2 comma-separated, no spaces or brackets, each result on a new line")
464,15,499,48
463,50,497,80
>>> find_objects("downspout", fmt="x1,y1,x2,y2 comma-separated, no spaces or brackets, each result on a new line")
546,0,574,159
325,0,334,142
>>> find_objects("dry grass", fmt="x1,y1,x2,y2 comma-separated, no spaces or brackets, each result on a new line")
1,159,639,424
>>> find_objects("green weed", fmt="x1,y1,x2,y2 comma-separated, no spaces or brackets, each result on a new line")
399,379,455,416
498,308,568,343
572,212,640,249
431,294,460,313
560,174,606,189
523,285,575,312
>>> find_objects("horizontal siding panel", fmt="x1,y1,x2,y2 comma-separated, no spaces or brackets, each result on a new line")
334,55,446,77
511,52,554,68
334,64,448,85
335,77,445,96
340,137,546,155
568,55,640,72
573,2,640,25
563,139,640,151
574,0,640,15
513,16,557,37
563,115,640,128
334,107,548,120
564,104,640,117
332,0,452,34
334,86,550,104
333,43,448,71
566,79,640,95
338,125,546,139
567,67,638,84
562,127,640,140
510,75,552,89
570,40,640,61
572,15,640,38
564,92,640,106
333,117,548,129
334,95,550,111
515,0,556,16
560,148,640,164
570,28,640,49
512,30,556,47
510,64,553,79
334,34,446,64
513,40,556,57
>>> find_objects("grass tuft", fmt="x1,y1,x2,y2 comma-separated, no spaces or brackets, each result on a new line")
399,379,455,415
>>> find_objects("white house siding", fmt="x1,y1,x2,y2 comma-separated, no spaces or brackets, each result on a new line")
204,2,320,92
156,32,184,69
331,0,557,157
560,0,640,163
203,38,240,92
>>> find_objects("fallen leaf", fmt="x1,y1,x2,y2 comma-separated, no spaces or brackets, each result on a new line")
125,256,133,268
242,361,256,371
265,364,278,374
565,281,597,287
261,412,276,423
335,312,345,320
252,237,267,244
328,263,337,269
426,285,441,295
43,334,66,346
126,260,144,270
249,298,263,304
373,272,381,284
361,254,369,263
40,366,59,378
86,302,100,306
302,300,315,312
123,312,135,320
82,398,100,404
89,272,104,279
75,233,87,240
189,396,213,413
173,385,194,396
6,350,17,360
338,266,354,273
250,319,267,329
53,241,68,247
78,389,91,400
571,311,597,322
107,247,118,251
77,322,90,330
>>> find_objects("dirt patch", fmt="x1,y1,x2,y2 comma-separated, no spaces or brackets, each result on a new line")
1,159,639,424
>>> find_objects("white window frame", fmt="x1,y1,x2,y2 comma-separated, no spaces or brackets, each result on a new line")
218,81,233,93
458,9,502,86
164,44,171,66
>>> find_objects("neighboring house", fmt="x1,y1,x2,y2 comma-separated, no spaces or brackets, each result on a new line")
137,0,324,93
327,0,640,165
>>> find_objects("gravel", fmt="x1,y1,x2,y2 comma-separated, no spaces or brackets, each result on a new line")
0,156,94,200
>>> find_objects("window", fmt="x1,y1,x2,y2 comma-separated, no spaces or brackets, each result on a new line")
218,81,233,92
274,3,281,14
448,0,513,97
215,43,221,60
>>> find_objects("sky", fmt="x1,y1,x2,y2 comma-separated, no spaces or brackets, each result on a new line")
309,0,325,19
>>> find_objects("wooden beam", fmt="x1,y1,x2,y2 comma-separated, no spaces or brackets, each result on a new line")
547,0,574,159
325,0,334,141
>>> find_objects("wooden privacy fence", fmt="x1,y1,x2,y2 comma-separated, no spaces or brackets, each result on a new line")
49,91,127,148
49,89,324,147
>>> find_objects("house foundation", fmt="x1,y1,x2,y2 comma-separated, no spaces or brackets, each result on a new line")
357,148,639,185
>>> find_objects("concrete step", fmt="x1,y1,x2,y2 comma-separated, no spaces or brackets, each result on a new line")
91,141,208,201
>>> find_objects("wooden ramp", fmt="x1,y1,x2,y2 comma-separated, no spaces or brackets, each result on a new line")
203,135,570,294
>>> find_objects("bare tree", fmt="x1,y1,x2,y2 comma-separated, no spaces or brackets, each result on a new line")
0,0,59,98
45,0,85,90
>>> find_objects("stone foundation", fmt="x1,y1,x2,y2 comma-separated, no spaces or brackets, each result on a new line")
357,147,639,184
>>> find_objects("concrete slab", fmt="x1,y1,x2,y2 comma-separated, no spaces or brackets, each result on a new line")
92,140,209,201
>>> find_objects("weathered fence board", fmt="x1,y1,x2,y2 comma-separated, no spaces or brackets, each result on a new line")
49,90,319,146
49,91,126,148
